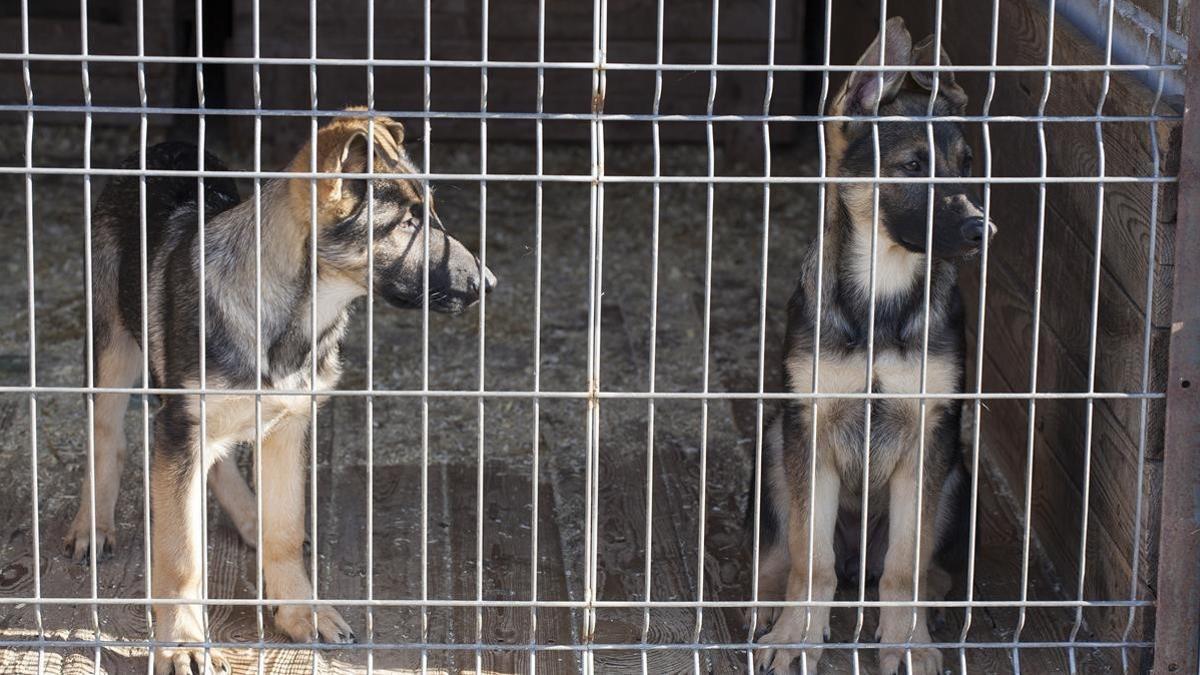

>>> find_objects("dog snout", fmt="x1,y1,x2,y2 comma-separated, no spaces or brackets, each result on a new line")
470,264,498,295
960,217,992,245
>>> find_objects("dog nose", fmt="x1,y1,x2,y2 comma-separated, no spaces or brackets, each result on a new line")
470,265,497,295
960,217,991,245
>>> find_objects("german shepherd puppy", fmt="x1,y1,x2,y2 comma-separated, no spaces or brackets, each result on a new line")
752,18,994,675
63,112,495,673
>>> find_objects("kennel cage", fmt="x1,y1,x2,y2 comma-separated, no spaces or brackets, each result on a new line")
0,0,1196,673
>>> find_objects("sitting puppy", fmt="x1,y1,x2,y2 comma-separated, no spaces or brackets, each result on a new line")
64,111,495,673
753,18,994,675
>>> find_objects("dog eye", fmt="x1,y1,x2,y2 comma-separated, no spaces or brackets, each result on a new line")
399,210,422,229
903,159,923,173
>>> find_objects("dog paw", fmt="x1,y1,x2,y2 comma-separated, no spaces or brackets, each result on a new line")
754,609,829,674
230,515,258,549
879,646,943,675
154,647,230,675
274,605,356,644
746,606,782,640
62,519,116,564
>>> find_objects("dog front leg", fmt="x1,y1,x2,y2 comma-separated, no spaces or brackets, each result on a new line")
877,455,943,675
261,415,355,644
756,458,840,674
150,403,229,674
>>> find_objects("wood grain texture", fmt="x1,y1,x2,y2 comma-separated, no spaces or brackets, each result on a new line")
836,0,1178,658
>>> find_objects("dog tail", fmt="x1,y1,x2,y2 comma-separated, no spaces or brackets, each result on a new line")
933,401,977,577
96,141,241,230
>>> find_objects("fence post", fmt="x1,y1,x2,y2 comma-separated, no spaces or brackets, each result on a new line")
1151,11,1200,675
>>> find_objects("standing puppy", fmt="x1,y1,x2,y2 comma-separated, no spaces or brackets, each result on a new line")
753,18,993,675
64,112,495,673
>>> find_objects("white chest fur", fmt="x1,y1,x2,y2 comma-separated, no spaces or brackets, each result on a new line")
785,347,959,488
184,369,338,451
785,348,958,397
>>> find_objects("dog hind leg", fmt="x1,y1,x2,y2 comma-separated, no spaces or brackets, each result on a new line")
65,325,141,563
208,456,258,548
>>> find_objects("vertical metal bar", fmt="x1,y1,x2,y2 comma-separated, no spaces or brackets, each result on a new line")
476,0,490,671
744,0,778,667
910,4,947,672
78,1,101,668
307,0,320,670
19,0,43,670
1121,1,1170,671
252,0,266,671
692,0,719,671
194,0,213,668
421,0,432,671
640,2,664,671
958,0,1001,671
849,3,889,672
1149,4,1200,673
1013,4,1056,670
798,0,832,670
583,0,607,670
1067,1,1116,670
530,0,546,671
136,0,155,669
365,0,377,669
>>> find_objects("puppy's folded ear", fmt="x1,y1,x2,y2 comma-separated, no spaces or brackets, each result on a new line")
289,115,408,227
910,35,968,113
831,16,913,120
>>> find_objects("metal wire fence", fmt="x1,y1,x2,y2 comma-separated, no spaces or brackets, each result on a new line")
0,0,1191,673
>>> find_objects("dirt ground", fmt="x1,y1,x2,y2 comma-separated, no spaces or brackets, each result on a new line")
0,119,1138,673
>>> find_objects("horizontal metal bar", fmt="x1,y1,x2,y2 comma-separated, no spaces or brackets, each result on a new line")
0,165,1178,184
0,597,1152,608
0,638,1154,652
0,103,1181,124
0,52,1184,71
0,385,1165,400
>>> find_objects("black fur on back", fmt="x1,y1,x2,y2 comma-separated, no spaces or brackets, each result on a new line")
96,142,240,348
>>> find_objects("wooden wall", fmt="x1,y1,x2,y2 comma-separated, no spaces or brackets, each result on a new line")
827,0,1182,655
220,0,808,161
0,0,179,121
2,0,809,165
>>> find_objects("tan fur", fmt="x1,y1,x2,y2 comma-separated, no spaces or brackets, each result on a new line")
287,112,408,229
149,428,225,674
64,325,141,561
757,458,841,672
877,452,943,674
257,415,352,642
64,105,485,672
62,320,257,566
842,184,926,299
757,19,970,675
785,348,958,399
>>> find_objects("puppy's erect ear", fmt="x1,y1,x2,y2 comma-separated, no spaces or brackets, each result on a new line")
831,17,913,119
910,35,968,113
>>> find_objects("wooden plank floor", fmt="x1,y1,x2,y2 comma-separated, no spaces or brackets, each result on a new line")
0,132,1147,673
0,449,1133,674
